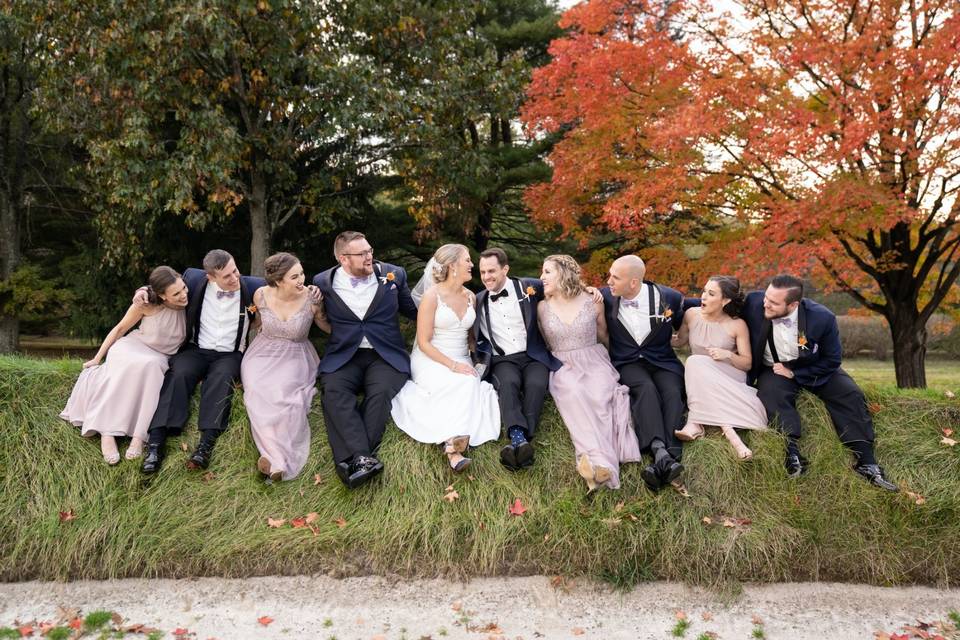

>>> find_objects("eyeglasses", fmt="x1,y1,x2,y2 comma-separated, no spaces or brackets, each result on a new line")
342,249,374,258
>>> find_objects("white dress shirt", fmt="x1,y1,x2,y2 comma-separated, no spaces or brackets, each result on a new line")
481,282,527,356
333,268,380,349
763,306,800,365
618,283,660,348
198,282,248,352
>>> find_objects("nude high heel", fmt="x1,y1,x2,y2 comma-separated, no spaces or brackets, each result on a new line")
675,422,705,441
101,435,120,465
721,426,753,461
576,454,598,491
125,437,145,460
445,438,472,472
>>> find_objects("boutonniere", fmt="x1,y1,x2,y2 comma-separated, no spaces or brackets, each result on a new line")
379,271,395,285
649,307,673,321
246,304,258,315
798,332,809,350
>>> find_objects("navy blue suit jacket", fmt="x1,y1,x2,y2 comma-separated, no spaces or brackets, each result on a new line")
601,282,695,378
742,291,842,388
473,277,562,376
180,268,265,351
312,262,417,375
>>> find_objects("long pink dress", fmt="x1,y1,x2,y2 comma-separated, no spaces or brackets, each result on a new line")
685,309,767,430
539,295,640,489
240,291,320,481
60,305,186,439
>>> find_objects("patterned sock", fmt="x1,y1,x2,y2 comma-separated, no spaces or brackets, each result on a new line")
508,427,527,446
786,437,801,458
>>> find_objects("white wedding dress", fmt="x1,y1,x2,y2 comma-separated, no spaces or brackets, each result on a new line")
390,297,501,445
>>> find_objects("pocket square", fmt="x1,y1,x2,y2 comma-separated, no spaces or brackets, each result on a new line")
812,343,819,353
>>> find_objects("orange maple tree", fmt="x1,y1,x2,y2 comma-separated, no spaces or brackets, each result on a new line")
522,0,960,388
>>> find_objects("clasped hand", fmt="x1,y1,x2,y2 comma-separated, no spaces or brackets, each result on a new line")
450,361,477,377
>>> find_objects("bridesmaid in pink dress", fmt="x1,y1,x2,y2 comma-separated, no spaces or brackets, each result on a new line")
241,253,329,481
537,255,640,491
672,276,767,460
61,266,188,464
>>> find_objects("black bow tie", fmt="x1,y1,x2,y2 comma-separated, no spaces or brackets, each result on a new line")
490,289,509,302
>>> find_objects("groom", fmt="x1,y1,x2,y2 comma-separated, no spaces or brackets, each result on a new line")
742,274,897,491
312,231,418,488
601,255,690,492
475,248,561,471
141,249,265,474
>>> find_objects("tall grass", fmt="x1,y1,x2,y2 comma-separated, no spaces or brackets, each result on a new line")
1,355,958,586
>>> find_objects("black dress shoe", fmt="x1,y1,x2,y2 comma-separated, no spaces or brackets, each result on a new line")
784,453,808,478
186,441,214,470
655,455,684,484
141,444,164,475
515,441,535,468
641,464,662,492
344,455,383,488
499,444,519,471
853,463,898,492
335,461,352,485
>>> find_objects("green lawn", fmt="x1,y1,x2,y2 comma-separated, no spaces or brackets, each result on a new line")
1,354,959,587
841,358,960,392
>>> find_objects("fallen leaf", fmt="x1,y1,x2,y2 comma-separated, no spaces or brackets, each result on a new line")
702,516,713,525
508,498,527,516
313,473,323,485
945,390,955,398
58,509,76,522
201,471,216,482
626,513,638,522
305,512,319,524
298,488,304,497
451,601,463,612
257,616,273,626
722,518,736,528
443,489,460,503
940,437,957,447
110,612,123,626
701,612,714,621
68,618,82,630
601,517,621,528
614,501,624,512
942,428,954,437
333,517,347,528
675,610,688,621
670,480,691,497
445,485,455,491
571,628,585,636
180,441,189,452
701,633,719,639
905,491,927,505
467,475,475,481
267,517,286,528
308,525,320,537
17,625,33,637
751,614,764,625
477,623,502,633
37,622,54,633
290,517,306,528
543,533,551,542
172,629,191,638
868,402,882,414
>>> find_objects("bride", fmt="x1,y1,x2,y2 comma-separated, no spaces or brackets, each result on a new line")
390,244,501,471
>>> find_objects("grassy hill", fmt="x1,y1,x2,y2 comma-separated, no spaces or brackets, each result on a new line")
1,355,958,587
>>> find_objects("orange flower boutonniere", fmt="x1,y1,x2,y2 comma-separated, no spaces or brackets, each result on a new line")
380,271,396,285
663,308,673,319
798,332,809,350
526,286,536,297
246,304,258,315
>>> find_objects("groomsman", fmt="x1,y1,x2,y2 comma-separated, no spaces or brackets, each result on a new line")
312,231,418,488
742,275,897,491
141,249,265,474
601,255,690,492
475,248,562,471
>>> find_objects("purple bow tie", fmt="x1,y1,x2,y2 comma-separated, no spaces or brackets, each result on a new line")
216,289,236,299
622,299,639,308
350,275,371,288
773,317,793,328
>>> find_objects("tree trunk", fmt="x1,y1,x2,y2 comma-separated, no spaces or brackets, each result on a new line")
0,188,20,354
248,172,269,277
887,307,927,388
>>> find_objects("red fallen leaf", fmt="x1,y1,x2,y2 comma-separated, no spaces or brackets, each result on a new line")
267,518,286,528
867,402,882,414
675,610,688,621
38,622,54,633
333,517,347,528
572,628,585,636
477,623,502,633
313,473,323,485
305,512,319,524
942,428,954,437
257,616,274,626
17,625,33,637
751,614,764,625
68,618,82,630
291,517,306,528
58,509,76,522
172,628,191,638
508,498,527,516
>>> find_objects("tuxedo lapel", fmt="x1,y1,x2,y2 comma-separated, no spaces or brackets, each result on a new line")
474,289,487,341
610,295,641,349
512,278,533,331
796,300,809,359
363,262,388,321
185,278,208,344
638,283,663,349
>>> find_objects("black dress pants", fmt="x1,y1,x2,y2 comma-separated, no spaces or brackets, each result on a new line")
148,347,243,436
616,359,685,459
756,366,875,445
319,349,409,464
489,353,550,439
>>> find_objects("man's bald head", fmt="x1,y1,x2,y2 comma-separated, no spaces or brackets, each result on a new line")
607,255,646,298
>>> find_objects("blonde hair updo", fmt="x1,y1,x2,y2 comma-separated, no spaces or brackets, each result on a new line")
430,244,469,284
544,254,585,299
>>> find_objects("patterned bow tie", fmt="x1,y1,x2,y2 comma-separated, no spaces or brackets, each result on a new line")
216,289,236,299
622,299,639,308
773,317,793,328
490,289,509,302
350,275,371,288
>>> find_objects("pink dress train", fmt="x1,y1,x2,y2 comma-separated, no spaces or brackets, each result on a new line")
60,305,186,439
539,295,641,489
684,309,767,430
240,292,320,480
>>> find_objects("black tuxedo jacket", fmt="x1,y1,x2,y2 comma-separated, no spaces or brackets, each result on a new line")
473,277,562,376
601,282,696,378
180,268,265,352
742,291,842,388
312,261,418,375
